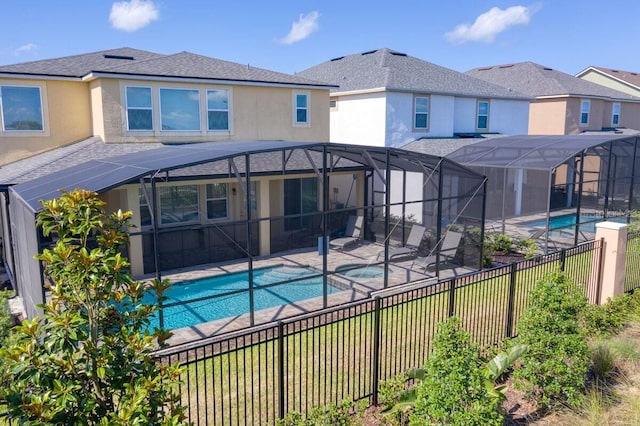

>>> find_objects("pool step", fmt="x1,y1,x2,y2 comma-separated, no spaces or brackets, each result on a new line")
254,266,317,286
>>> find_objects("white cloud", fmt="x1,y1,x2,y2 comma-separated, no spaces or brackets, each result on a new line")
13,43,37,55
445,5,538,44
109,0,159,32
280,11,320,45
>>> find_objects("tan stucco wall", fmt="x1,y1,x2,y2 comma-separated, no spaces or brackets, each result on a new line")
528,99,568,134
0,79,92,165
579,70,640,98
618,102,640,130
95,78,330,143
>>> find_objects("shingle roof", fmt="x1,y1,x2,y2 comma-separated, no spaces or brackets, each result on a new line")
297,48,530,99
401,134,506,157
0,48,333,88
579,66,640,91
466,62,640,101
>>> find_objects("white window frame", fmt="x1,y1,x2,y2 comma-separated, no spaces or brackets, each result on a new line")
158,184,200,225
0,84,47,134
125,86,153,131
612,103,621,126
159,87,201,132
206,89,230,132
580,100,590,126
476,100,490,131
293,92,310,126
413,95,430,131
205,183,229,220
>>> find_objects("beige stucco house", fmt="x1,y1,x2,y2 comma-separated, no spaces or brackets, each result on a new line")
576,66,640,98
466,62,640,135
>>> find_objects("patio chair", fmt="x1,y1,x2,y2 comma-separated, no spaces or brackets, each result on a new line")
377,224,426,261
329,215,363,251
412,230,463,272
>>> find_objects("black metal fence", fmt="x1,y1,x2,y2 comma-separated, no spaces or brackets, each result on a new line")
154,239,603,426
625,231,640,293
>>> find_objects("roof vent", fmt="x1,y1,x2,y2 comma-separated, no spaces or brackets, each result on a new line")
330,56,344,61
477,67,493,71
611,69,619,73
543,67,553,71
498,64,514,68
390,51,407,57
361,49,377,55
632,72,638,76
103,54,135,60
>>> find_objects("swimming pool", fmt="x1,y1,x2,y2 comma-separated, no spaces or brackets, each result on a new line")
523,213,626,233
145,265,340,330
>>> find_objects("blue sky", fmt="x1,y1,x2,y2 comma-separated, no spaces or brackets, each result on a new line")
1,1,639,76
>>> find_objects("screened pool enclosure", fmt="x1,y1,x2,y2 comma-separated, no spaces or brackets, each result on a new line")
448,134,640,249
8,141,486,326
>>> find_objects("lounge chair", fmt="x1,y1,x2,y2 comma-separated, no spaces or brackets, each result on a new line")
377,224,426,261
412,230,463,271
329,215,363,250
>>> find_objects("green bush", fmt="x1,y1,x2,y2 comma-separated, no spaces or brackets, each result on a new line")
275,397,363,426
514,271,590,408
583,291,640,336
0,290,13,348
409,316,503,426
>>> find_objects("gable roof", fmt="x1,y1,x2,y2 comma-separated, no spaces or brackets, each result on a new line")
298,48,530,99
576,66,640,91
0,47,333,88
466,62,640,101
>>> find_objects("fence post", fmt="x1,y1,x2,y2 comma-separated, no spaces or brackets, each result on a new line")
559,248,567,272
277,321,285,420
595,222,628,304
447,279,456,317
505,262,517,338
372,296,381,406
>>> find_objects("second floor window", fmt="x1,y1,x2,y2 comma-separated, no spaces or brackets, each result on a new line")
580,100,590,125
160,88,200,131
414,96,429,130
477,100,489,130
0,85,43,131
294,93,309,125
126,86,153,131
612,103,621,125
207,89,229,131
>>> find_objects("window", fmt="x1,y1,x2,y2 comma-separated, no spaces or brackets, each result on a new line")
126,86,153,131
207,89,229,131
294,93,309,125
0,85,43,131
477,100,489,130
284,178,317,231
138,188,153,227
612,103,621,125
414,96,429,130
329,99,337,108
158,185,199,224
160,88,200,131
580,100,590,125
206,183,228,219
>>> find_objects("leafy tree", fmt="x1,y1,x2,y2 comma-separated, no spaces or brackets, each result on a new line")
514,271,590,408
0,189,186,425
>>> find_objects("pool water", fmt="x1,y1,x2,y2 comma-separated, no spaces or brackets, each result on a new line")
145,266,340,330
335,264,390,279
523,213,626,233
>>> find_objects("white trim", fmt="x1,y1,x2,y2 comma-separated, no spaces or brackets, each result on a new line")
0,73,81,82
206,88,231,132
576,67,640,92
0,83,49,136
476,99,490,131
205,182,229,220
612,102,621,126
293,91,310,127
413,94,429,131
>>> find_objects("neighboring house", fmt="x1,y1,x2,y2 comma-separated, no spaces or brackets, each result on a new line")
297,48,531,148
0,47,333,166
466,62,640,135
576,66,640,98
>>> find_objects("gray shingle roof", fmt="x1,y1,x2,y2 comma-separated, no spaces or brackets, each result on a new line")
0,48,333,88
401,134,506,157
297,48,530,99
466,62,640,101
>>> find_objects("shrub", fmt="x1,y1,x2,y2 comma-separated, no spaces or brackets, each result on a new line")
0,290,13,348
409,316,503,426
0,189,186,425
275,397,363,426
514,271,590,408
516,238,538,259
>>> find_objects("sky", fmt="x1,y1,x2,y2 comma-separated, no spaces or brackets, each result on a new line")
1,0,639,77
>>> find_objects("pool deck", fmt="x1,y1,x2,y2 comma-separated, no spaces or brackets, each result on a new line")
142,242,472,347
